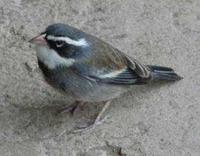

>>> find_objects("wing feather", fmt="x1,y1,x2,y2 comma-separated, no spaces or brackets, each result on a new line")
73,34,151,85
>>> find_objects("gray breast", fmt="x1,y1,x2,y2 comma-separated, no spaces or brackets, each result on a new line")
38,60,127,102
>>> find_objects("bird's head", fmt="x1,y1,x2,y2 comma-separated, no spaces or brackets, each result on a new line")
29,23,89,69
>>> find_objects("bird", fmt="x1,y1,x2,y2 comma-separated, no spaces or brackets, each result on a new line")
29,23,182,131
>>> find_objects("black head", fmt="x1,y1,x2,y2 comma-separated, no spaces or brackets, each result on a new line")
47,24,88,55
43,23,85,39
30,23,89,58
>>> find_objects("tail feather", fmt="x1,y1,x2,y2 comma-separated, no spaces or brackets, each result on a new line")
147,65,183,81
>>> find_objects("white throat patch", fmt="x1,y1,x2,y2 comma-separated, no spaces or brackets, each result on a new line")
47,35,88,47
35,45,75,69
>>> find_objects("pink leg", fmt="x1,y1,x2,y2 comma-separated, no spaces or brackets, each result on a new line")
74,101,111,132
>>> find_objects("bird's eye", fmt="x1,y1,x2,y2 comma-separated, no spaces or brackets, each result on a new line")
55,41,65,47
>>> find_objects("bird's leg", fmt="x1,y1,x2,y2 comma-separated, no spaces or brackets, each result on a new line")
94,101,111,125
57,101,84,115
74,101,111,132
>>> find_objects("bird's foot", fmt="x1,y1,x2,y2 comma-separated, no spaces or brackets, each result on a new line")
73,101,111,133
73,115,110,133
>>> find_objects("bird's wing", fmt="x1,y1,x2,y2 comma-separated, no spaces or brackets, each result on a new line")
74,36,151,85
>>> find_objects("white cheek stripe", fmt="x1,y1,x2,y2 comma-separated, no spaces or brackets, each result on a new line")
35,45,75,69
47,35,88,47
98,68,126,79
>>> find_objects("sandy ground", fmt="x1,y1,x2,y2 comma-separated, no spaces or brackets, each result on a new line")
0,0,200,155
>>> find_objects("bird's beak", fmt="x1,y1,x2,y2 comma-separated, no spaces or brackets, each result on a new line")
29,34,47,46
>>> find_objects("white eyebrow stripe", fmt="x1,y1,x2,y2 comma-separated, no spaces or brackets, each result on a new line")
98,68,127,79
47,35,88,47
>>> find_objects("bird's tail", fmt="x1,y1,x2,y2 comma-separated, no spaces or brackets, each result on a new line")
147,65,183,81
